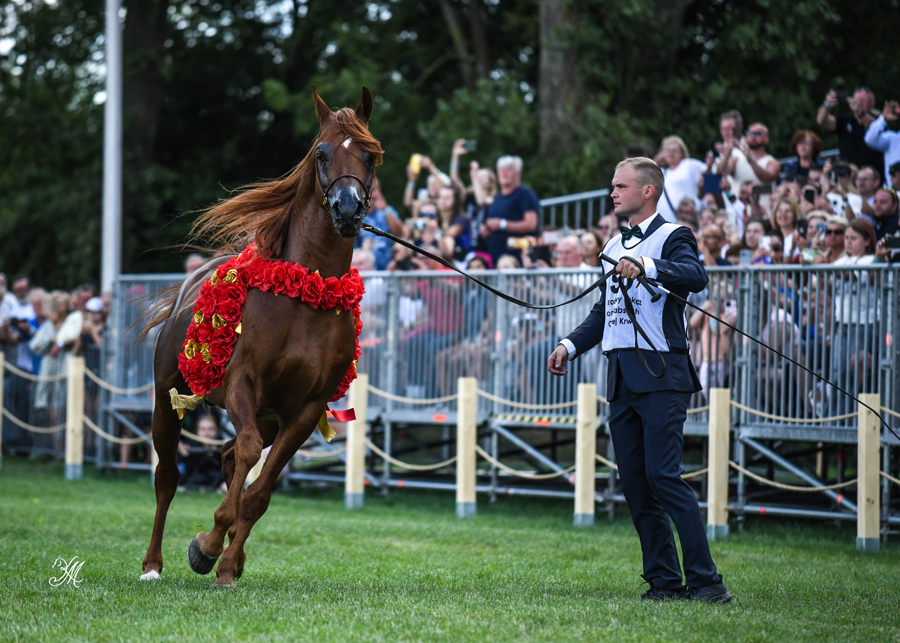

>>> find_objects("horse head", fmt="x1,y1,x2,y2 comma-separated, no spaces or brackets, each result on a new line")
312,86,380,238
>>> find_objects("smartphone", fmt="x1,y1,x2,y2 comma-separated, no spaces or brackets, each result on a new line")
759,236,772,252
528,245,552,264
751,184,773,197
797,219,809,238
739,249,752,265
802,186,817,204
702,173,723,194
817,222,827,237
885,236,900,249
724,299,738,317
463,139,477,152
835,90,849,102
409,153,422,174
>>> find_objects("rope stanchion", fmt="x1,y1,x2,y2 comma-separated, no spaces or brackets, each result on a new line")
366,384,458,405
730,401,856,424
364,437,457,471
3,362,66,383
595,453,619,470
296,446,348,458
1,408,65,433
686,405,710,415
84,416,151,445
179,429,228,446
477,389,577,410
476,445,576,479
729,461,857,491
881,471,900,487
681,467,709,479
83,369,154,395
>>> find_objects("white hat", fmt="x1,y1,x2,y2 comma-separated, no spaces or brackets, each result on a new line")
85,297,105,313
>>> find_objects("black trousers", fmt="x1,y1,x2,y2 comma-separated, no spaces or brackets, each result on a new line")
608,364,720,589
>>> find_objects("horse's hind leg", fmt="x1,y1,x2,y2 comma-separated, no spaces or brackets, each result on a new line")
215,407,319,586
140,391,183,580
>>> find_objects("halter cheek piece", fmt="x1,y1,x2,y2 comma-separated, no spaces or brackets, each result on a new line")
318,173,372,217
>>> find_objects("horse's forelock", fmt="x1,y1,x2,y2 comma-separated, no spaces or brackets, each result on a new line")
330,108,383,166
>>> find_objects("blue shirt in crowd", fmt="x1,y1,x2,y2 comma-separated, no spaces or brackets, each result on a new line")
356,205,398,270
484,185,541,264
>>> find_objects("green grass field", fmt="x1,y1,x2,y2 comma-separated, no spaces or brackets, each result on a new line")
1,457,898,643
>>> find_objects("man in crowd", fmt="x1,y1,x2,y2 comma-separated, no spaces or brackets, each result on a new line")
184,253,206,275
480,156,541,265
699,225,731,267
871,187,899,241
547,157,731,603
0,275,36,441
864,99,900,187
717,122,780,194
855,166,882,220
817,87,883,170
355,179,403,270
890,163,900,193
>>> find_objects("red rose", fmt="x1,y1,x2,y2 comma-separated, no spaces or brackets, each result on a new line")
340,275,362,309
215,282,246,305
267,262,290,294
302,271,325,308
283,265,307,298
192,323,213,345
210,325,237,347
198,361,225,388
321,276,342,309
217,298,244,325
197,294,217,321
207,341,231,366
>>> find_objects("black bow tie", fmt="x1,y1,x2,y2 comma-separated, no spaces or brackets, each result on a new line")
619,225,644,241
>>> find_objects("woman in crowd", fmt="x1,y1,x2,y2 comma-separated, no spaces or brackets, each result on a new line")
580,231,602,267
449,139,497,252
30,291,80,427
811,215,848,264
740,216,768,258
658,135,706,223
770,198,803,259
782,130,823,180
435,185,472,262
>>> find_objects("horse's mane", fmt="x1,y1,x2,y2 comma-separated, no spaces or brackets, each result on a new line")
189,107,383,259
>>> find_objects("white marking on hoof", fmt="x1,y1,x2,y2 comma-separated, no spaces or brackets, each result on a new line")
140,570,161,581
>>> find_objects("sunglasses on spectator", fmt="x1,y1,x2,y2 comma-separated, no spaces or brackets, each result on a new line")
825,228,845,236
598,225,610,231
771,244,783,252
420,210,437,217
746,130,765,137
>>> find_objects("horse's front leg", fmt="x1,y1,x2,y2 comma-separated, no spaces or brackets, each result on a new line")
214,404,322,586
190,382,262,577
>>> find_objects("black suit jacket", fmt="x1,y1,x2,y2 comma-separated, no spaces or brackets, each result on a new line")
565,215,708,399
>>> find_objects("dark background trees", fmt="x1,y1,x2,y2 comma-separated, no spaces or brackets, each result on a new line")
1,0,897,287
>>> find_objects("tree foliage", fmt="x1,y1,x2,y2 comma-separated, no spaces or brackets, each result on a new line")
0,0,898,287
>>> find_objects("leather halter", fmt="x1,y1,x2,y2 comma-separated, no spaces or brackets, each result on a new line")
317,172,371,217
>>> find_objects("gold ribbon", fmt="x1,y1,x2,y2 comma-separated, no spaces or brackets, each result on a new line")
169,388,207,420
317,412,337,442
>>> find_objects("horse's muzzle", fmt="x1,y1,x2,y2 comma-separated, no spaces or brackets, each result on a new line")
330,189,366,237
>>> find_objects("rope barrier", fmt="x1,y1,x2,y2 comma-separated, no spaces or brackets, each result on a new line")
83,369,154,395
597,395,609,405
179,428,228,446
2,362,66,383
881,471,900,487
681,467,709,479
366,384,458,405
686,406,710,415
84,416,151,445
882,408,900,420
729,461,857,491
595,453,619,470
477,389,578,410
476,445,576,479
296,446,348,458
730,401,856,424
0,408,65,433
364,437,458,471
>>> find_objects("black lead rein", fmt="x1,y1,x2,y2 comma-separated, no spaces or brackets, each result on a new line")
361,223,898,441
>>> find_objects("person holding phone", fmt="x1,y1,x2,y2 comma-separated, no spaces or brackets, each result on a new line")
811,216,848,265
782,130,823,181
770,198,804,259
657,136,706,224
865,100,900,190
716,122,780,195
818,88,883,170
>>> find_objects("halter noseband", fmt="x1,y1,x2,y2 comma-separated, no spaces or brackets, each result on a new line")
318,172,372,217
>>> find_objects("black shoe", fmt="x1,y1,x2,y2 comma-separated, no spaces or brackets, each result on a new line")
683,581,732,604
640,575,685,601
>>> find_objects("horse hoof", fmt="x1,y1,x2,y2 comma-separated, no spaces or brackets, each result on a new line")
188,537,219,575
139,570,161,581
235,565,244,580
213,578,236,588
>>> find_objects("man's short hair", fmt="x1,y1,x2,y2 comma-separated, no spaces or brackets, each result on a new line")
876,187,899,207
615,157,664,205
889,162,900,175
720,109,744,132
496,155,523,173
624,143,651,159
859,165,882,185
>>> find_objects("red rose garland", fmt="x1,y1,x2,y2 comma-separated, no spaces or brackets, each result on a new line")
177,245,364,401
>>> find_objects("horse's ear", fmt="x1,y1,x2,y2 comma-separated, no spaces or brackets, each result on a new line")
312,85,332,124
355,86,374,124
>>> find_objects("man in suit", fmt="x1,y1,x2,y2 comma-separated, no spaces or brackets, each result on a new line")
547,157,732,603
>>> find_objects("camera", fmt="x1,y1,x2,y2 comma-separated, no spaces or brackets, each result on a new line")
835,90,849,102
802,186,817,204
462,139,477,152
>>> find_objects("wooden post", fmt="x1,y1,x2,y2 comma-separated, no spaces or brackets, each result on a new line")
0,354,4,472
456,377,477,518
65,357,86,481
574,383,597,526
707,388,730,540
345,373,368,509
857,393,880,552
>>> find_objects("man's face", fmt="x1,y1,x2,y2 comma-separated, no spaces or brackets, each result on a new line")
872,190,897,218
720,118,737,142
856,169,878,195
738,183,754,204
497,165,521,191
890,170,900,192
12,279,29,301
555,240,582,268
852,89,873,113
825,224,845,248
701,226,725,254
610,166,649,218
746,124,768,150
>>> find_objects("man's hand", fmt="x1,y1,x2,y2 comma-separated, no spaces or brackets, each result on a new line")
547,344,570,376
824,89,838,109
615,256,644,280
484,218,502,232
883,100,899,122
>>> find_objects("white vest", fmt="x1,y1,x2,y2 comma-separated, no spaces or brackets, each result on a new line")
602,221,681,353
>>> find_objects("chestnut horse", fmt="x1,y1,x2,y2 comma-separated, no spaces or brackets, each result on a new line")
139,87,382,586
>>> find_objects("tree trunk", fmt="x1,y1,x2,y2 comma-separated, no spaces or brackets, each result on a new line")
438,0,475,92
465,0,491,81
538,0,581,158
